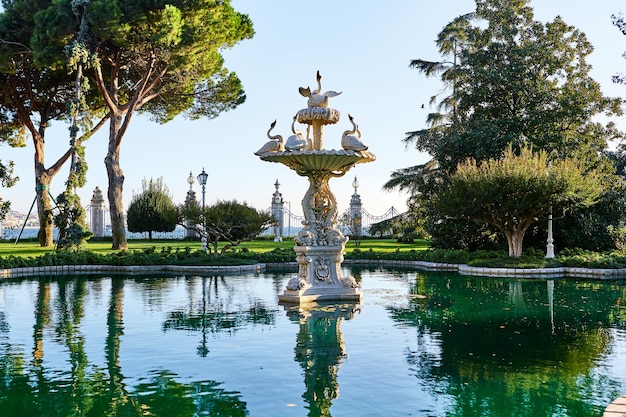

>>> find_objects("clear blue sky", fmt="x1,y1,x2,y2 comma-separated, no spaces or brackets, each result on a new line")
1,0,625,217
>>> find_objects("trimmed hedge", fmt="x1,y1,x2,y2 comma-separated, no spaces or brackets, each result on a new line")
2,245,626,270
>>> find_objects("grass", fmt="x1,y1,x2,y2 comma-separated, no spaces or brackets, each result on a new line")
0,237,430,259
7,238,625,270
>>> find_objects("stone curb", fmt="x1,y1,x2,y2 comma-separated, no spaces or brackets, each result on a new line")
0,263,266,279
1,259,625,280
342,260,626,279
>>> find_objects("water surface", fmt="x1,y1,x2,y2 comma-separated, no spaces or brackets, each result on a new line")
0,268,625,416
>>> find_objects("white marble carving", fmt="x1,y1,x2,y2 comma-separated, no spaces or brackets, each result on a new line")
255,120,284,155
256,72,376,303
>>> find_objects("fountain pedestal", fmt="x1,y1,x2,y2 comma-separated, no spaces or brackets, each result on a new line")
281,244,358,303
261,150,375,303
256,72,375,304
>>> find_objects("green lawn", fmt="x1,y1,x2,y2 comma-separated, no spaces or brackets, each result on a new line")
0,238,430,259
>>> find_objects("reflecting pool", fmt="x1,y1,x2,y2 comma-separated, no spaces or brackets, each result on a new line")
1,268,625,417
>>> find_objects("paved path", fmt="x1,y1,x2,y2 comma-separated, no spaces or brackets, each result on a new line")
605,395,626,416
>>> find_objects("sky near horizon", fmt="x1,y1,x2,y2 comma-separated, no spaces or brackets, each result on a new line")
1,0,625,219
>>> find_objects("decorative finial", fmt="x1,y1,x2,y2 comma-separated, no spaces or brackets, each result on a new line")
187,171,195,190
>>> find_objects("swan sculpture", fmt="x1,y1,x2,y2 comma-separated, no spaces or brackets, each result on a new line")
255,120,284,155
298,70,342,108
341,114,368,151
285,116,309,151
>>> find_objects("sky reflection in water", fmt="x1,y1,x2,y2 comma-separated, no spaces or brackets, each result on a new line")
0,269,625,417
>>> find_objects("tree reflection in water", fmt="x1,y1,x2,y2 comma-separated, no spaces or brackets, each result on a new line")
388,272,626,417
0,271,625,417
162,276,278,357
0,277,249,417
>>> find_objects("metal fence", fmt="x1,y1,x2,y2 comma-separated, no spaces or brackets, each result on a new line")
2,204,401,241
261,205,400,238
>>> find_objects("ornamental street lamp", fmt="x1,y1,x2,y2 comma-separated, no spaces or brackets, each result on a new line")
196,168,209,252
197,168,208,209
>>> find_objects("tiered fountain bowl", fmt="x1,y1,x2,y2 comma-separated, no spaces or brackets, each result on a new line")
256,72,375,304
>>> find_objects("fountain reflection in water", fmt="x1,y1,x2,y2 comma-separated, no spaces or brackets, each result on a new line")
286,303,359,416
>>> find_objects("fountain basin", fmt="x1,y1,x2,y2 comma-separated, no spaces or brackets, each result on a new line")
296,107,341,124
259,149,376,175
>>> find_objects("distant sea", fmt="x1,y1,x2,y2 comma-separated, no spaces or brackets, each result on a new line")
1,226,189,241
1,225,304,241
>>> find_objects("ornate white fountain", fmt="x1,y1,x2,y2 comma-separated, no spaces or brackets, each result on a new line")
255,72,376,303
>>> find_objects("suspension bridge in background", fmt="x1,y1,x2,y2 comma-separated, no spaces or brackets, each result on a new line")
266,206,401,238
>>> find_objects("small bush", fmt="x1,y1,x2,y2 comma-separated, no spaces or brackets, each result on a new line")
557,248,626,269
255,248,296,263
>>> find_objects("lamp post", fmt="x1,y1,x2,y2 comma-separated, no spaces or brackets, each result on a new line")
196,168,208,252
546,205,555,258
197,168,208,209
545,165,555,259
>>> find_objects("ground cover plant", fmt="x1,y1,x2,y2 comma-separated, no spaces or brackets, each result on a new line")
0,238,431,268
2,237,626,269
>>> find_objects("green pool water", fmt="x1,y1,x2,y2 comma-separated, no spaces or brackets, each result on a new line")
0,268,624,416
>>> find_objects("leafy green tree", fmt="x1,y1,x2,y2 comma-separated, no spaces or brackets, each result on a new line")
529,15,626,253
53,0,94,252
31,0,254,250
409,0,621,172
436,146,602,257
532,153,626,252
0,159,17,222
612,12,626,85
53,191,93,250
388,0,623,250
0,0,107,246
339,212,363,246
180,200,272,257
127,178,177,240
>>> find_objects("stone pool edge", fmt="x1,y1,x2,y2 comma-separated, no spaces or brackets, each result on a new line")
1,260,625,280
270,260,626,279
0,263,265,279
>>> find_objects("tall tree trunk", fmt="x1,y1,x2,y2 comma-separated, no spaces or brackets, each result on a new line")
31,122,73,247
34,137,54,247
505,229,525,258
105,115,128,250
